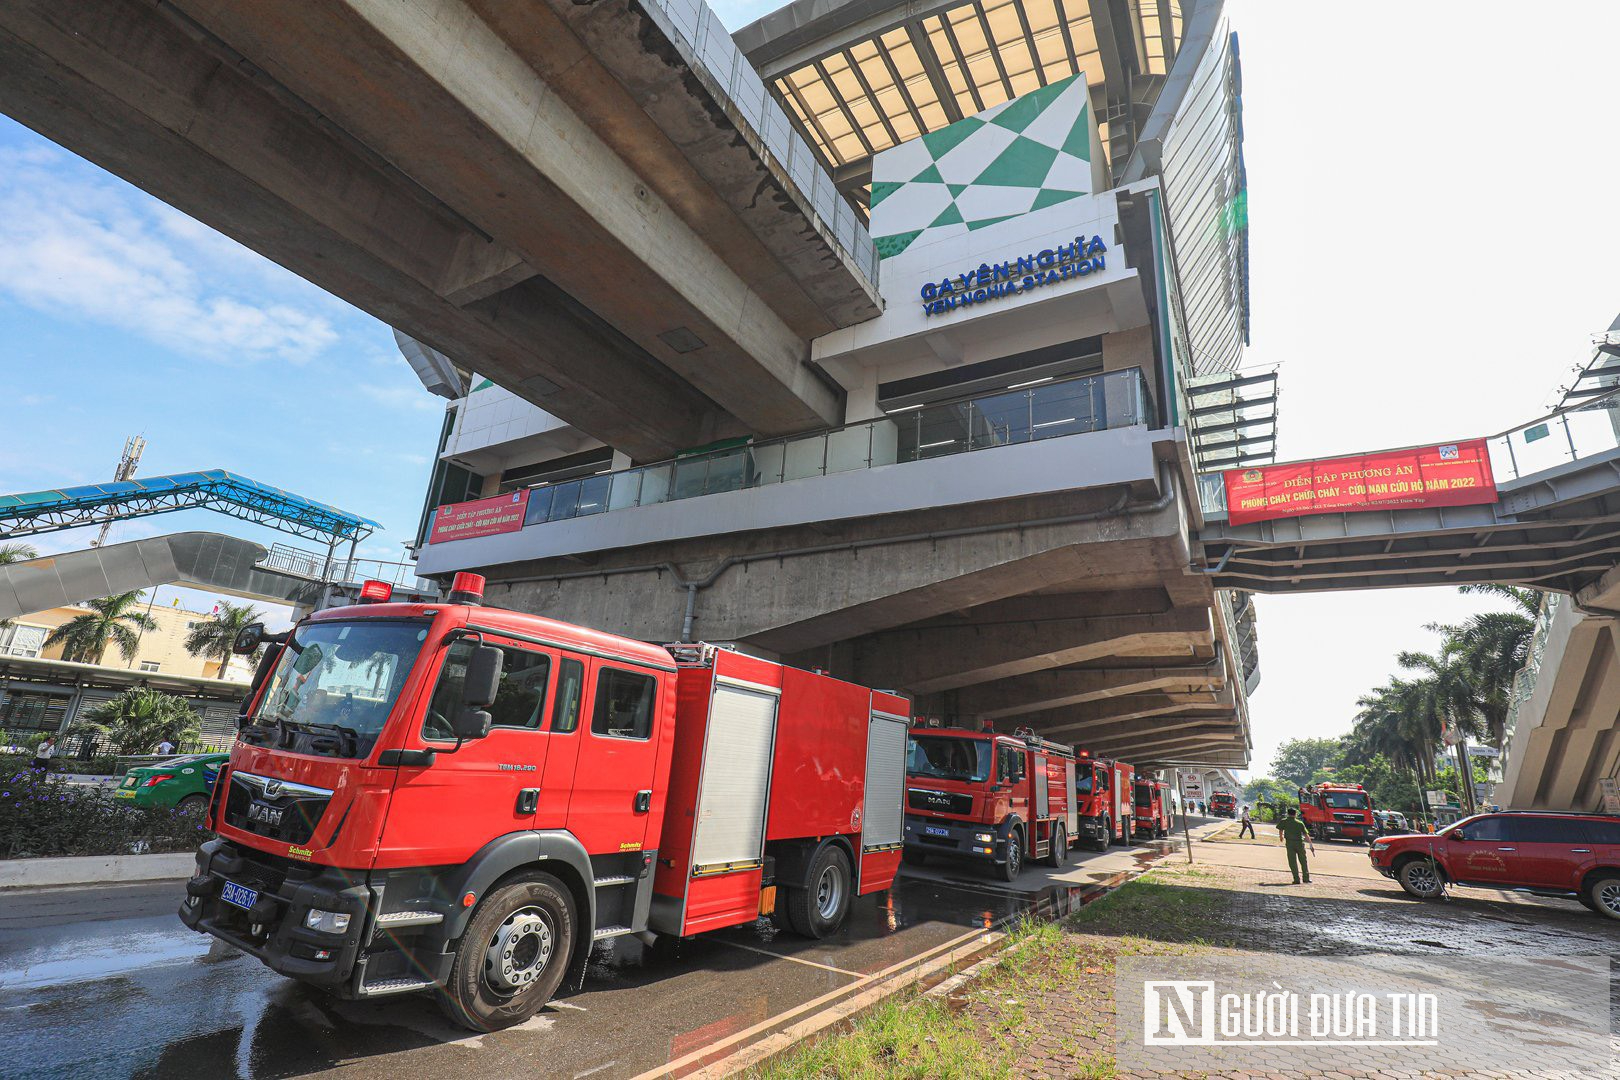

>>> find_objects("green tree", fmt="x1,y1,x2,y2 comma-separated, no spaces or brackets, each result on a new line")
81,688,200,754
183,600,265,682
0,543,39,631
43,591,157,664
1269,737,1344,788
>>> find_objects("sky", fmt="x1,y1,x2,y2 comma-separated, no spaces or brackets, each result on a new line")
2,1,1616,770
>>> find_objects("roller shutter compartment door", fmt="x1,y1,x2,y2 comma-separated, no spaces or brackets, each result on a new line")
690,684,779,874
861,713,908,851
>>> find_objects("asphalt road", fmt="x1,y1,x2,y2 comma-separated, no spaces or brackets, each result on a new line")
0,824,1217,1080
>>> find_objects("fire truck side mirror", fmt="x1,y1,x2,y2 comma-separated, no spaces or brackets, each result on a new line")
453,645,503,741
233,623,266,655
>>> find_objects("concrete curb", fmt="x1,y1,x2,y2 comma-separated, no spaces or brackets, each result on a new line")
0,852,194,889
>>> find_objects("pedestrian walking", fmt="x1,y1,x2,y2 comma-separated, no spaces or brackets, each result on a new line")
1238,804,1255,839
31,735,57,772
1276,807,1315,884
155,738,176,756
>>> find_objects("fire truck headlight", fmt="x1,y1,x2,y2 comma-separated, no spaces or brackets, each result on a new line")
975,832,993,843
304,909,351,934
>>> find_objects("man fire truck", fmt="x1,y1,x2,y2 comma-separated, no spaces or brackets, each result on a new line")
1297,782,1376,844
902,726,1076,880
179,575,909,1031
1074,749,1134,852
1133,777,1171,839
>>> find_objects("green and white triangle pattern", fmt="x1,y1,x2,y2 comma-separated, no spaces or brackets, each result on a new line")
871,74,1094,260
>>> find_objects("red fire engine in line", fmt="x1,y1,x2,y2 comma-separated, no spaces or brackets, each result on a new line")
1075,749,1135,851
180,575,910,1031
1298,782,1376,844
1133,777,1172,839
902,726,1077,880
1209,791,1238,818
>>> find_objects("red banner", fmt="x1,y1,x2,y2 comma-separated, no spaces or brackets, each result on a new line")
1223,439,1496,526
428,490,529,543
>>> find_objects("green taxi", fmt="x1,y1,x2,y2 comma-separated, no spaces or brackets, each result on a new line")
114,752,230,810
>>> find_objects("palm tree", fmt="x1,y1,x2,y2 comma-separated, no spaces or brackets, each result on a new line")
1457,583,1541,618
82,688,200,753
44,591,157,664
183,600,265,682
0,543,38,631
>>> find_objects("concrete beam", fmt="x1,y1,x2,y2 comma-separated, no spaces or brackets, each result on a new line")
1020,714,1233,745
169,0,840,436
1029,693,1236,739
0,0,722,461
956,663,1227,720
850,607,1214,694
1087,730,1244,758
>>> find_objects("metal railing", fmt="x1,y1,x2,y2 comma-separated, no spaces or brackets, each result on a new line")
262,544,427,589
1197,386,1620,519
507,368,1153,528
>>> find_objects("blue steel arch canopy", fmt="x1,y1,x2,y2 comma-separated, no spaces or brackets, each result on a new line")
0,470,380,544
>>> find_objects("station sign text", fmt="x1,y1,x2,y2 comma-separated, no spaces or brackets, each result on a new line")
920,235,1108,316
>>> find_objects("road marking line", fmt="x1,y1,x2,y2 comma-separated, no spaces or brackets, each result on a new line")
573,1061,617,1078
550,1000,589,1012
715,940,863,976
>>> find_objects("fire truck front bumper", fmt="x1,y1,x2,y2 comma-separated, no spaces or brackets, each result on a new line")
903,815,1011,863
1318,822,1371,839
179,839,371,989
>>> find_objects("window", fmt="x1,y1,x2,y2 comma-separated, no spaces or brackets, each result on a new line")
996,744,1024,783
1321,790,1369,809
591,668,656,740
552,658,584,733
139,661,160,673
0,623,46,658
0,689,71,731
1453,816,1508,842
908,735,991,783
424,641,551,740
1511,816,1584,844
1584,820,1620,845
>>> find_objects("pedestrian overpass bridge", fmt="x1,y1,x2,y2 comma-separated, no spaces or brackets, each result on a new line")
1195,394,1620,597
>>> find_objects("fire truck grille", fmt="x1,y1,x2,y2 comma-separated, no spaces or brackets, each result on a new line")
224,772,332,845
1333,812,1364,822
908,788,972,815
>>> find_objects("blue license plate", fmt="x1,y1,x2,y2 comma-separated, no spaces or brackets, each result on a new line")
221,881,259,911
924,826,951,838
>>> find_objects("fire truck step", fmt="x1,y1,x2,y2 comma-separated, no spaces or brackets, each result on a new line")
374,910,445,927
592,875,637,887
359,976,439,997
592,925,633,941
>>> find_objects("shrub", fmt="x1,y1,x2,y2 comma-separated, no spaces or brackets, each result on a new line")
83,688,201,754
0,765,212,860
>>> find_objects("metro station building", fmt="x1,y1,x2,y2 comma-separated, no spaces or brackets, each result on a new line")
396,0,1269,773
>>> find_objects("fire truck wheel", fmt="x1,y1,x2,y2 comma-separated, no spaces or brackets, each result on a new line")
438,872,575,1032
1091,816,1110,853
1041,824,1067,867
997,828,1024,881
784,845,852,938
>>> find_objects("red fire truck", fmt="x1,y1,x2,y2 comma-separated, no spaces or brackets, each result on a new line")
179,575,910,1031
1209,791,1238,818
1132,777,1171,839
902,727,1077,880
1075,750,1135,851
1298,782,1376,844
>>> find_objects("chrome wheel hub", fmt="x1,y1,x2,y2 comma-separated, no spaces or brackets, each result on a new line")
1406,864,1439,895
815,864,845,920
1598,881,1620,915
485,907,552,995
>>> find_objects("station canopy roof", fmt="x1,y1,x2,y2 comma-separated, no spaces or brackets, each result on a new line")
734,0,1187,203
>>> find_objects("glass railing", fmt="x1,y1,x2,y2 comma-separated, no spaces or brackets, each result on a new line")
507,368,1152,528
1197,386,1620,520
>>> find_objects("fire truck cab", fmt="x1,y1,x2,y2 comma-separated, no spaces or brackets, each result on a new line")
1133,777,1171,839
902,727,1077,880
1075,751,1135,852
179,577,910,1031
1209,791,1238,818
1298,782,1376,844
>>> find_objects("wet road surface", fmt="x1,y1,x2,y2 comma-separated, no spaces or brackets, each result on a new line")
1,832,1204,1079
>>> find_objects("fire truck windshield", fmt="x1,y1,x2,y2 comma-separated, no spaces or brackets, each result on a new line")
250,618,430,759
1076,767,1094,795
907,735,992,783
1321,790,1368,810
